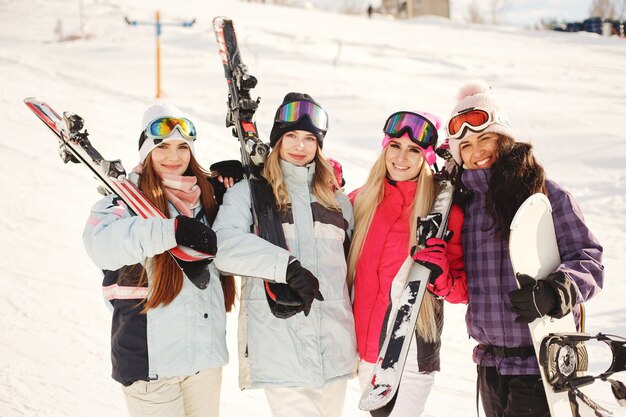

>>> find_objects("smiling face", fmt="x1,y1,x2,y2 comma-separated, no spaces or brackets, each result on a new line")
384,135,425,182
149,140,192,177
459,132,500,170
278,130,318,166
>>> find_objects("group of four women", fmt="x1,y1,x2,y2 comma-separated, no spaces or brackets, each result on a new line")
82,80,604,417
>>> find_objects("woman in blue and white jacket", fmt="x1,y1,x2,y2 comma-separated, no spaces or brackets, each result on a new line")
213,93,357,417
83,103,236,417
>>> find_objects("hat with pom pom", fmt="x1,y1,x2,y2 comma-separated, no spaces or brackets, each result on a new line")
446,80,515,165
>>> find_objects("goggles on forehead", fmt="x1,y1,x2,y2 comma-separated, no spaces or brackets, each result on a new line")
276,100,329,131
383,111,438,149
447,108,507,140
145,117,197,141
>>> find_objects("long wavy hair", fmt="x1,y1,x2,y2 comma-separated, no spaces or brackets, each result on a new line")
137,153,237,312
453,134,546,239
261,137,340,211
347,146,441,342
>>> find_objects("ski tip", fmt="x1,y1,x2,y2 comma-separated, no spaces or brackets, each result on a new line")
24,97,44,105
212,16,231,25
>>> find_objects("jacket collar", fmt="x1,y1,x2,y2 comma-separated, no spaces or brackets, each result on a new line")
279,159,316,187
384,178,417,206
461,168,492,196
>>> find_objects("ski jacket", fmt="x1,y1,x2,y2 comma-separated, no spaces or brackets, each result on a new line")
457,168,603,375
83,189,228,386
350,180,467,366
213,160,357,389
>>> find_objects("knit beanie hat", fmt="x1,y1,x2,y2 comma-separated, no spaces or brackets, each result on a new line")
269,92,327,149
138,103,196,163
447,80,515,165
381,110,442,166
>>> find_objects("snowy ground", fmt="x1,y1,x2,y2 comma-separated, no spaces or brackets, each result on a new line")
1,0,625,416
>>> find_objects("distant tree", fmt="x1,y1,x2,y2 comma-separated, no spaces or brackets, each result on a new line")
589,0,616,18
490,0,510,24
467,0,485,24
536,18,558,30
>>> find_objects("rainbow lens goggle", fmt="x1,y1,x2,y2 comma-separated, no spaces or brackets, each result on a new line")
447,108,505,140
383,111,438,148
145,117,197,140
276,100,329,131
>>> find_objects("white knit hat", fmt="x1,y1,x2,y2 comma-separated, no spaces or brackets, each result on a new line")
138,103,196,163
447,80,515,165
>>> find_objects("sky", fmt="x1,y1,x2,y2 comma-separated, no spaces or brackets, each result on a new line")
2,0,626,416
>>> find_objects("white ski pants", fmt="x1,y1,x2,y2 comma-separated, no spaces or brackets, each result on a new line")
122,367,222,417
358,336,435,417
264,378,348,417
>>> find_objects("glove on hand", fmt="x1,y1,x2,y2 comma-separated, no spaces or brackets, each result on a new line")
508,271,576,324
210,159,244,182
174,215,217,256
412,238,451,297
285,260,324,316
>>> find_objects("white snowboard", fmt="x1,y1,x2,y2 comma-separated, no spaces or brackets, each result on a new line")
509,193,596,417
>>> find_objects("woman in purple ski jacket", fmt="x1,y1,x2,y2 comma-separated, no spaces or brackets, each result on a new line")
444,80,604,417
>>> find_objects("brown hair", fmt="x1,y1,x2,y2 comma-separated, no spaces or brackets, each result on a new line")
137,154,236,312
454,134,546,239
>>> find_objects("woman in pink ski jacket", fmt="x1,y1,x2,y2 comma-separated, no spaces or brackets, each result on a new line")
348,110,467,417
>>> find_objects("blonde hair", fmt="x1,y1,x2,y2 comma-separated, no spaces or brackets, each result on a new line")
261,137,340,211
347,147,441,342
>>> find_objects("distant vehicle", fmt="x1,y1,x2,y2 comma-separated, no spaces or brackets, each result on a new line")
556,17,625,37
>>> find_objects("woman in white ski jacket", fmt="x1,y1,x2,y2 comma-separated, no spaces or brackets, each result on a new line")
83,103,236,417
213,93,357,417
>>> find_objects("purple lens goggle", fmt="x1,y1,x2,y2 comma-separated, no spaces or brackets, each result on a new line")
276,100,329,130
383,112,439,165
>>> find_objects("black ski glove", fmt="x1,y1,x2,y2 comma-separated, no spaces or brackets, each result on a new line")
285,259,324,316
509,271,577,324
210,159,244,181
174,215,217,256
209,160,244,205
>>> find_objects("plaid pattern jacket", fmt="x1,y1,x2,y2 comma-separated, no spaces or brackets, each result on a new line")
460,168,603,375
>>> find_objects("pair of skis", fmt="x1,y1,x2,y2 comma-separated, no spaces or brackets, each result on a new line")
23,98,210,264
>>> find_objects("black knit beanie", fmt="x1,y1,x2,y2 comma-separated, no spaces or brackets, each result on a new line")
269,92,327,149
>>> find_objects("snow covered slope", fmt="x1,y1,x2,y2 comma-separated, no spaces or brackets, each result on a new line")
1,0,625,416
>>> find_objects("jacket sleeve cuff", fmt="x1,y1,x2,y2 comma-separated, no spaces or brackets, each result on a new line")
273,252,291,284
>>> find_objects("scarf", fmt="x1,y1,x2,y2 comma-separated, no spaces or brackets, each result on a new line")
133,164,201,217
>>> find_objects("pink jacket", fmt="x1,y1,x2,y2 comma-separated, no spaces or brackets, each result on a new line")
350,181,467,362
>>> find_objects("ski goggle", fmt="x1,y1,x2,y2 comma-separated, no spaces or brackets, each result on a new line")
447,108,506,140
276,100,329,131
383,111,438,149
145,117,197,140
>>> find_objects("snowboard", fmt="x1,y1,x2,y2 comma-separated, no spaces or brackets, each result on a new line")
509,193,598,417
